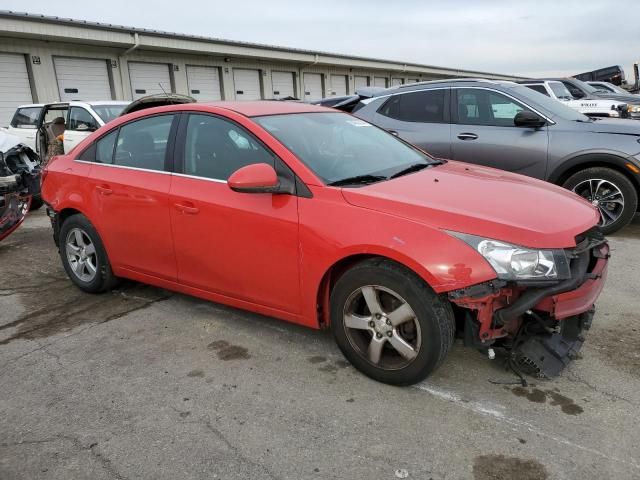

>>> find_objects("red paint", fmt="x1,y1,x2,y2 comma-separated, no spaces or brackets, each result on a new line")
228,163,278,191
42,102,605,331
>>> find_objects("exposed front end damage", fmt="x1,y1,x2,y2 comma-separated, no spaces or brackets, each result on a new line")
448,229,609,378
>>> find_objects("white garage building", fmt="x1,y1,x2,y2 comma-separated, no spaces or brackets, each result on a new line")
0,10,521,126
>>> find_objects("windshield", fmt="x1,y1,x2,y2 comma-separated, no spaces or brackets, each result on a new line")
549,82,573,100
571,79,600,94
91,104,128,123
253,112,436,185
506,85,591,122
598,83,629,95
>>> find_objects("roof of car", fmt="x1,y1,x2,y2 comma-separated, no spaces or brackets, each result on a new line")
15,100,129,109
197,101,333,117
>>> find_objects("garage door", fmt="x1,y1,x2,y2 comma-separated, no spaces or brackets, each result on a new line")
128,62,172,100
303,73,323,100
54,57,112,101
374,77,388,88
233,69,262,100
354,76,369,90
330,75,348,96
407,78,420,84
186,65,222,101
271,71,295,99
391,78,404,87
0,53,33,127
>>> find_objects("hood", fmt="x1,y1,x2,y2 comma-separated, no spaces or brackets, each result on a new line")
120,93,196,116
593,92,640,105
341,161,599,249
578,117,640,136
0,131,22,154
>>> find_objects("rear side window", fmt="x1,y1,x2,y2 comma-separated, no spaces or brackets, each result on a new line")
183,114,275,181
378,89,446,123
113,115,174,171
10,107,42,128
525,85,549,96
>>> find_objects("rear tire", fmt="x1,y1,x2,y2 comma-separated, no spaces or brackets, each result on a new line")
330,258,455,386
58,214,117,293
563,167,637,235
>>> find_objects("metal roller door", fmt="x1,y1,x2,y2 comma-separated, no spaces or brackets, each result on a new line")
128,62,172,100
303,73,323,100
374,77,388,88
407,78,420,84
186,65,222,101
54,57,112,101
0,53,33,127
391,78,404,87
233,69,262,100
330,74,348,96
354,76,369,90
271,71,295,99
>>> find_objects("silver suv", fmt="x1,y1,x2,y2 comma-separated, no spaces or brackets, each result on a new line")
346,79,640,233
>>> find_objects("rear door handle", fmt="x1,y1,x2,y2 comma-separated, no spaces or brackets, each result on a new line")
174,202,199,215
95,185,113,196
457,133,478,141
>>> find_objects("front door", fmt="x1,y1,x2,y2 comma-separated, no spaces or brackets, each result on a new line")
65,106,99,153
169,113,300,313
87,114,177,280
450,88,549,179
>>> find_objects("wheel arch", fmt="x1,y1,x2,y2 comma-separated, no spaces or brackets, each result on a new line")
549,153,640,209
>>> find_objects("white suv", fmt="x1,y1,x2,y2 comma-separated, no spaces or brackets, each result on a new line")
520,80,627,118
5,101,129,154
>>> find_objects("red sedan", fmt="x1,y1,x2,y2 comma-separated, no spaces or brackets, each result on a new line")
41,101,608,385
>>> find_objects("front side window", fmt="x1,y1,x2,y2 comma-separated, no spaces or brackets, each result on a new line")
254,112,436,185
10,107,42,129
184,114,275,181
456,89,528,127
68,107,99,131
378,89,446,123
548,82,574,100
113,115,174,171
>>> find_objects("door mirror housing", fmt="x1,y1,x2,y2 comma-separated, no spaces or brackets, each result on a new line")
75,123,96,132
228,163,280,194
514,111,546,129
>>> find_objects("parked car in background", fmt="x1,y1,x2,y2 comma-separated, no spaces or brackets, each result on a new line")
332,79,640,233
520,80,629,118
575,65,626,86
587,81,640,97
42,101,608,384
547,78,640,120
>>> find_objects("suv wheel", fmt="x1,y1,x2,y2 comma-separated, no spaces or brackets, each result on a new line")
330,258,455,385
563,167,637,234
59,214,117,293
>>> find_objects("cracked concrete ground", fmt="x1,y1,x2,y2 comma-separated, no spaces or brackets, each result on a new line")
1,211,639,480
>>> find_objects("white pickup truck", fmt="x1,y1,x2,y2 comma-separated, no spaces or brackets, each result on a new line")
520,80,627,118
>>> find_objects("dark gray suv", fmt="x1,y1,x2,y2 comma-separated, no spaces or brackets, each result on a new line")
347,79,640,233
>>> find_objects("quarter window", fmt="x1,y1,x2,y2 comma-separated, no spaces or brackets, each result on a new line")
183,114,275,181
524,85,550,97
113,115,174,171
378,89,446,123
10,107,42,129
456,89,528,127
68,107,99,131
96,130,118,163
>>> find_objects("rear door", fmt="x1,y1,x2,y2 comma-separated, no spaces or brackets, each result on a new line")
86,114,178,280
169,113,300,313
450,88,548,178
64,106,100,153
370,88,452,158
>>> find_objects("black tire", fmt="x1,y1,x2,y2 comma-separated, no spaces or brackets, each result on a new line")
563,167,637,235
58,213,117,293
330,258,455,386
29,195,44,211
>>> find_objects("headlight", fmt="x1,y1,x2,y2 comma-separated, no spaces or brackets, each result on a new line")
628,104,640,113
449,232,571,281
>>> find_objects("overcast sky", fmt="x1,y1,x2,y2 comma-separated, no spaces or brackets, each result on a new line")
3,0,639,79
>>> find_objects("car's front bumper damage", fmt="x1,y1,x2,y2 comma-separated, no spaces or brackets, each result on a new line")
448,229,609,378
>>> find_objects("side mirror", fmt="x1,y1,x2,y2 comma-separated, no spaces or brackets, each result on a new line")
75,123,96,132
571,90,585,99
514,111,546,129
228,163,280,194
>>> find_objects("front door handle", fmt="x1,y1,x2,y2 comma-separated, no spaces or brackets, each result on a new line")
174,202,199,215
95,185,113,196
457,133,478,141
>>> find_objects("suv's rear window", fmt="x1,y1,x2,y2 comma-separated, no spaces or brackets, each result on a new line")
10,107,42,129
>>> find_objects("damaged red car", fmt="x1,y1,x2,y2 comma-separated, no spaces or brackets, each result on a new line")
41,102,609,385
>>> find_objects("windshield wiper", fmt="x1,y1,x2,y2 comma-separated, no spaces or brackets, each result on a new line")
389,163,430,179
328,174,387,187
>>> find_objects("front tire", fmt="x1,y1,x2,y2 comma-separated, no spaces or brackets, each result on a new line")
58,214,116,293
330,258,455,386
563,167,637,234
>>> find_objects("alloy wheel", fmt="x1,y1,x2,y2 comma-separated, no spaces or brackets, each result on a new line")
572,178,624,228
65,227,98,282
343,285,421,370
